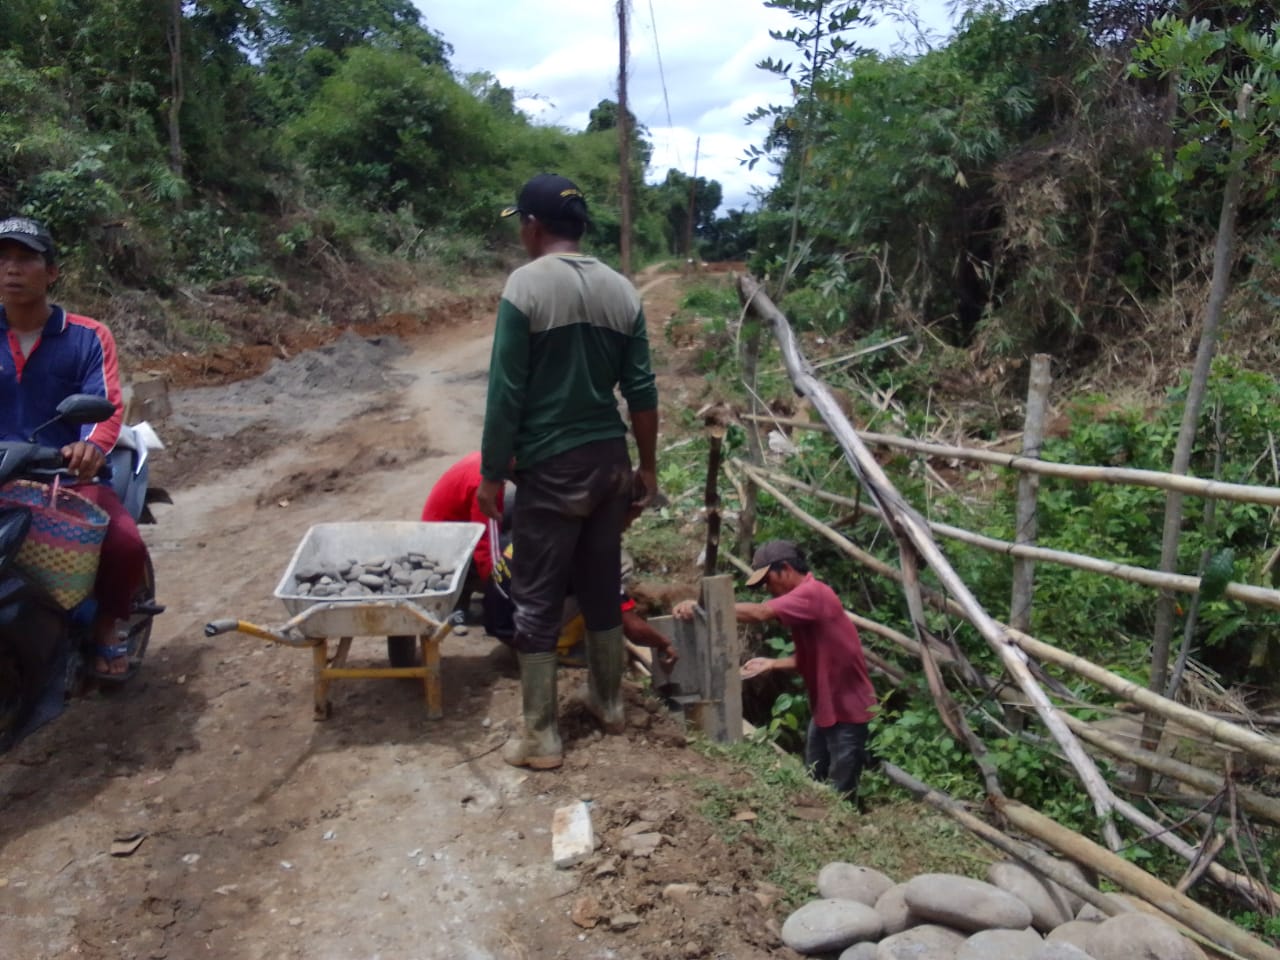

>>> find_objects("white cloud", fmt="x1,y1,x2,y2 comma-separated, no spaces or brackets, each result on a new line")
415,0,956,210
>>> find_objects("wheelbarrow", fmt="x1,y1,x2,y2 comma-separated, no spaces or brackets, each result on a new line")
205,521,484,720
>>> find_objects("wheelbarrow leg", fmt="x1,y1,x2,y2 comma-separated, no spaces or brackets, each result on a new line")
421,634,442,720
312,640,332,720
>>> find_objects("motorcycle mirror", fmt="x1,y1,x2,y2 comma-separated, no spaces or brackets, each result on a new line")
55,394,117,425
28,394,117,441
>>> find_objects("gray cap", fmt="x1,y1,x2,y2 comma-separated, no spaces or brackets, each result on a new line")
744,540,803,587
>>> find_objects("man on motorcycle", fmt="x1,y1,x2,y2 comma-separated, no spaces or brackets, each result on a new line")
0,216,146,678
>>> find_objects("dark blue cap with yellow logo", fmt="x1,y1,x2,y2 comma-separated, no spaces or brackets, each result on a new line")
501,173,589,223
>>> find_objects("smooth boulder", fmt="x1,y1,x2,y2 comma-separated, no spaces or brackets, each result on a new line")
782,899,884,954
956,927,1043,960
903,873,1034,933
1047,920,1102,952
875,883,918,936
877,924,966,959
1032,945,1097,960
820,862,896,906
1085,913,1208,960
839,944,879,960
987,861,1083,931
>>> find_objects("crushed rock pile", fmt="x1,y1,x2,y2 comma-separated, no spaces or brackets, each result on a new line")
781,861,1209,960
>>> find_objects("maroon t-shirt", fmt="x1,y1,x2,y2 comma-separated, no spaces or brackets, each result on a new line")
765,574,877,727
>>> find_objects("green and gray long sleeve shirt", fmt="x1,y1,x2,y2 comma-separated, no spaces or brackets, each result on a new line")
480,252,658,482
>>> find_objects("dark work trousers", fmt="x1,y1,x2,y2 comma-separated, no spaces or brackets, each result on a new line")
805,719,869,799
510,438,632,654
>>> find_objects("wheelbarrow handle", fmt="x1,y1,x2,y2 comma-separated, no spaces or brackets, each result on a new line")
205,619,239,637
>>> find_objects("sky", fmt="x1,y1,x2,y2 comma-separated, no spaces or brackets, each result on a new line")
415,0,960,212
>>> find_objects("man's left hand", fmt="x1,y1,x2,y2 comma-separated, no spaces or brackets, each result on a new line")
657,642,679,671
476,477,504,521
61,441,105,483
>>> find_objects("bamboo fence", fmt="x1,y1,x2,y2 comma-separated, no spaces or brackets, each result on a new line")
733,274,1280,957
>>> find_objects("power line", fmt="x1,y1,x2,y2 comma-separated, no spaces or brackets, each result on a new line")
645,0,682,169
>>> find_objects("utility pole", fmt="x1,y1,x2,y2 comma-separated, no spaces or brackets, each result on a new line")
684,136,701,263
617,0,632,276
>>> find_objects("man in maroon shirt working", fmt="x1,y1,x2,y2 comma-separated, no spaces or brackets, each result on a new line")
674,540,876,799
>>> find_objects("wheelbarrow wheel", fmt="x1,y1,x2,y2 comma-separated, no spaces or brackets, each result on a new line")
386,635,419,667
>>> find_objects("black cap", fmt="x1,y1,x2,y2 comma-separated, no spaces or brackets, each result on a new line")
0,216,56,262
744,540,804,587
501,173,589,223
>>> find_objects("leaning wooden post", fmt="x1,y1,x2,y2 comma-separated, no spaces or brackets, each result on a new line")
700,574,742,743
1010,354,1051,633
703,407,728,576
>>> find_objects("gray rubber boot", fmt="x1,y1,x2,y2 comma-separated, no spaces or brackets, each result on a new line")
584,626,626,734
502,651,563,770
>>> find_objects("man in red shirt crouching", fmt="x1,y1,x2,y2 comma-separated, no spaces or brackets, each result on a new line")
674,540,877,800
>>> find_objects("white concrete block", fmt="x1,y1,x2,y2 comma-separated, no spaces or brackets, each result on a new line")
552,801,593,869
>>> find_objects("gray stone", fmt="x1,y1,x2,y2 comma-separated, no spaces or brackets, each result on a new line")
904,873,1034,933
819,863,896,906
781,899,884,954
876,924,966,959
358,574,385,590
1047,921,1102,952
839,944,879,960
1086,913,1207,960
875,883,918,936
987,861,1083,931
428,575,445,591
1076,894,1157,923
956,927,1043,960
1031,944,1097,960
344,565,363,581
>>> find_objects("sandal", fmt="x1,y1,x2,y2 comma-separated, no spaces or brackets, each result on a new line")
93,642,135,683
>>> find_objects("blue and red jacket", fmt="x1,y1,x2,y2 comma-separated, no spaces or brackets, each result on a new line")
0,305,123,457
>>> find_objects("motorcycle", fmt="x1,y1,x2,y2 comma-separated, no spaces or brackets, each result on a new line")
0,393,169,751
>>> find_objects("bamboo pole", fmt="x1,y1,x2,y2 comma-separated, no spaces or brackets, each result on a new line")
743,414,1280,508
879,762,1121,917
740,274,1124,851
1060,713,1280,826
1011,355,1051,633
1011,631,1280,768
749,464,1280,612
999,800,1280,960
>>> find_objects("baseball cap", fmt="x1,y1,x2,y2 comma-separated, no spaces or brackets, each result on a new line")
744,540,803,588
500,173,589,223
0,216,56,261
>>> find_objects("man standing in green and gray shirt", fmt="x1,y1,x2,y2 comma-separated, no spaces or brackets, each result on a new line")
476,173,659,770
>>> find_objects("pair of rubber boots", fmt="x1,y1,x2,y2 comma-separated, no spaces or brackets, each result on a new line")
502,626,625,770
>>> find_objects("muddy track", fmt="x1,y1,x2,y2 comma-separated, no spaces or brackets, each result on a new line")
0,279,784,960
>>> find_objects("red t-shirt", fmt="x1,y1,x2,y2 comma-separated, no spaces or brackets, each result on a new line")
765,574,877,727
421,452,503,581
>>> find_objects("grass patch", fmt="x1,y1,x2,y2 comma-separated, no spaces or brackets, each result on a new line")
690,738,994,907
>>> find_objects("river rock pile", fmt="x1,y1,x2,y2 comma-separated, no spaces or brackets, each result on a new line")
781,861,1209,959
290,554,457,598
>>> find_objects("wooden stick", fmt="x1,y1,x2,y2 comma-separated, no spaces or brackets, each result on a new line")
1011,630,1280,768
999,800,1280,960
1060,714,1280,825
744,413,1280,507
703,416,725,576
1010,354,1051,633
750,464,1280,612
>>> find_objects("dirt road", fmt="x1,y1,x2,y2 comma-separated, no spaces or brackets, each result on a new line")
0,286,784,960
